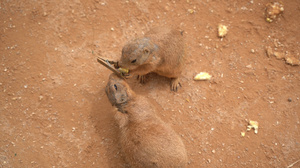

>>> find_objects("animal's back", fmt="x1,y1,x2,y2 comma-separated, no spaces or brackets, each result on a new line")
144,27,185,78
119,97,187,168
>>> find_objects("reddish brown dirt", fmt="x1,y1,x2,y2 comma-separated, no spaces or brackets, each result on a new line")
1,0,300,167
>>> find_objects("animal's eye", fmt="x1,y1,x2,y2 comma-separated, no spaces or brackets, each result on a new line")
131,59,136,63
114,84,117,90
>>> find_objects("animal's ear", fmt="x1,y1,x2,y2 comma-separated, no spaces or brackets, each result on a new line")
105,83,116,106
143,48,150,55
116,90,128,104
139,47,150,63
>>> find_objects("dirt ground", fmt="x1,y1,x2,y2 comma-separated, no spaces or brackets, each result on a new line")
1,0,300,167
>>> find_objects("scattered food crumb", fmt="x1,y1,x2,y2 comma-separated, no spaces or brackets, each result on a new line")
188,9,195,14
265,2,284,22
247,120,259,134
218,24,228,37
12,97,21,100
194,72,212,81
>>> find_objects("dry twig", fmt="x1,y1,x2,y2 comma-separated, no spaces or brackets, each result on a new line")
287,159,300,168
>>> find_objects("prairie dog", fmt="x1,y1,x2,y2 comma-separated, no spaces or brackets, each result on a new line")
105,73,188,168
118,27,185,91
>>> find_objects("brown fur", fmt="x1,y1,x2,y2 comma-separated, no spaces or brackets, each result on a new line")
118,27,185,91
105,74,188,168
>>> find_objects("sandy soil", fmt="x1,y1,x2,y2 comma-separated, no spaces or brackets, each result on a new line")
1,0,300,167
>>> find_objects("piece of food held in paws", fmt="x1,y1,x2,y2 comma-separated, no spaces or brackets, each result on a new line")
97,57,130,79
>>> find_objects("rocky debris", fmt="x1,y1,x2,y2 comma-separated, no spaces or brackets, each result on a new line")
265,2,284,22
266,47,300,66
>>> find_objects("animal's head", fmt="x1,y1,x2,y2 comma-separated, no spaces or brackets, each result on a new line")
119,38,157,70
105,73,134,113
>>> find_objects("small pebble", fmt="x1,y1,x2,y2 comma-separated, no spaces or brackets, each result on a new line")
288,98,292,102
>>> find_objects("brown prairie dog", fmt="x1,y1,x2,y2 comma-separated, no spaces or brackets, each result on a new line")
118,27,185,91
105,73,188,168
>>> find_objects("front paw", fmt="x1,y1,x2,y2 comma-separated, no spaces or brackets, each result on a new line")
171,78,182,92
137,75,146,84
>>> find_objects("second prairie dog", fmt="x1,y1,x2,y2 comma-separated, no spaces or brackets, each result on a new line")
105,73,188,168
118,27,185,91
